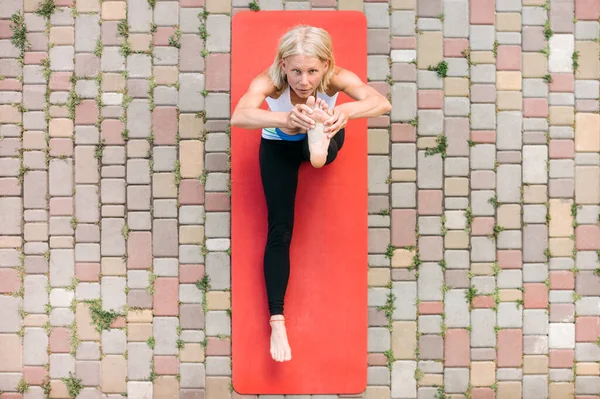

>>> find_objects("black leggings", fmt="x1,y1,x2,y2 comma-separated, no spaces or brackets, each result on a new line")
259,128,345,316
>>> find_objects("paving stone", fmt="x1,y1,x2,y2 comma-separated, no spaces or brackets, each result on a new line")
101,355,127,393
391,361,416,398
23,328,46,366
127,343,152,380
206,15,230,52
154,317,179,355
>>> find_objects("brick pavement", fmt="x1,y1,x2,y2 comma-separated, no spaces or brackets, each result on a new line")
0,0,599,397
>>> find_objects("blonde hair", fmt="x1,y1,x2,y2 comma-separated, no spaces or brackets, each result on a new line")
268,25,336,93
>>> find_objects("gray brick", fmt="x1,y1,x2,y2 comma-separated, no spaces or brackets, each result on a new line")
391,183,415,208
522,6,546,26
180,245,204,264
101,330,126,355
0,296,21,333
446,58,469,78
471,237,496,261
523,205,547,224
206,356,231,376
417,151,443,189
470,144,496,170
369,156,390,195
523,225,548,263
549,92,574,105
100,179,126,204
417,263,443,301
24,171,47,209
368,55,390,81
524,309,549,335
101,47,125,72
575,80,599,99
575,21,600,40
24,328,48,366
50,354,75,379
101,277,126,312
471,309,496,347
205,252,230,290
101,219,125,256
127,343,152,380
180,8,201,33
391,83,416,122
470,104,496,129
391,361,416,399
497,230,522,249
205,93,229,119
0,198,22,235
391,11,415,36
497,0,521,11
417,110,443,136
445,289,470,327
368,327,390,352
576,343,600,361
50,46,74,71
550,126,574,139
471,276,495,295
392,144,416,169
205,311,230,336
365,2,389,27
49,308,74,326
50,249,74,287
368,366,390,385
128,213,150,231
392,282,416,320
498,270,522,289
178,74,204,112
154,317,179,355
153,47,179,66
205,212,230,238
497,111,523,150
206,15,230,52
497,165,521,203
154,1,179,26
419,216,441,235
24,275,48,313
128,0,152,32
498,302,523,328
75,283,100,301
180,363,205,388
443,0,468,37
75,15,100,52
576,376,600,395
179,284,202,304
497,32,522,45
417,71,443,89
576,205,600,225
127,100,151,138
523,375,548,399
471,64,496,84
444,368,469,393
127,186,150,211
127,55,152,78
470,25,495,50
550,159,574,179
418,315,442,334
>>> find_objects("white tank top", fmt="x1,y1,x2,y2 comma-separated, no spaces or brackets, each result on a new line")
262,85,339,141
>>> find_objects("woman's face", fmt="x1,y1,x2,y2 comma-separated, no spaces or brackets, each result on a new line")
281,54,328,98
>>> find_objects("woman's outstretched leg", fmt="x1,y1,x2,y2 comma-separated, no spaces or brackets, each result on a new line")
259,138,301,362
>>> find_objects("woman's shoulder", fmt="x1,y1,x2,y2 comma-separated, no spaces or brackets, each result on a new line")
326,66,350,96
252,69,281,99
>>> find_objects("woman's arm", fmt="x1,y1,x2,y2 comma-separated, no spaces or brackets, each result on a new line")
230,72,288,129
331,68,392,120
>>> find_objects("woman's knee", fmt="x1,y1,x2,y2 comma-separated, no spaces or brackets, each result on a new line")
266,222,294,247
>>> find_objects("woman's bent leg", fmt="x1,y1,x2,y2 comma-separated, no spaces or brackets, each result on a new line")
259,138,302,316
302,127,345,166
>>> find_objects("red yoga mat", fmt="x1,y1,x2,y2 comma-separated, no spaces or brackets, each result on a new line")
230,10,368,395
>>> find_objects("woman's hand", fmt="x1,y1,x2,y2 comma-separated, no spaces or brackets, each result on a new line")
286,104,316,131
323,108,349,139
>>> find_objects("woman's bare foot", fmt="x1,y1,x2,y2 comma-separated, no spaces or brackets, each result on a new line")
269,315,292,362
305,96,331,168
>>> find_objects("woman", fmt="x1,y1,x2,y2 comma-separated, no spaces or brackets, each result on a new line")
230,25,391,363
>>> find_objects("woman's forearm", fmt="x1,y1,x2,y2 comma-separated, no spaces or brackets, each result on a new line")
336,96,392,120
231,109,288,130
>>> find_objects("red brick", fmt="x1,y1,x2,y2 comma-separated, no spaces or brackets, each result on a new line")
24,52,48,65
154,356,179,375
0,20,11,39
205,192,230,211
549,140,574,159
50,327,71,353
524,283,548,309
179,179,205,205
576,0,600,20
391,123,416,142
180,0,204,6
496,45,522,71
75,100,98,125
153,278,179,316
76,263,100,282
55,0,73,4
576,317,600,342
549,349,574,368
471,130,496,143
550,303,575,323
444,39,469,57
418,190,442,215
523,98,549,118
417,90,443,109
473,296,495,308
50,197,73,216
498,329,522,367
0,394,23,399
50,138,74,157
368,353,388,366
110,316,126,328
549,73,574,92
472,388,495,399
49,72,72,91
418,301,443,314
101,119,126,145
179,264,204,284
0,269,21,294
0,79,22,91
369,82,390,99
471,217,495,236
152,107,177,145
498,250,522,269
444,329,469,367
153,27,176,46
471,0,495,24
0,178,20,196
576,225,600,250
206,337,232,356
23,366,48,385
391,37,416,49
391,209,416,247
128,232,152,269
368,116,389,128
550,271,574,290
418,236,443,261
206,53,230,91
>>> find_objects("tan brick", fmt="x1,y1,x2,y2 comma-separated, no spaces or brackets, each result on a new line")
417,137,438,149
77,303,101,341
154,376,179,398
130,34,151,52
524,185,547,203
496,13,522,31
499,289,522,302
575,113,600,152
0,334,22,371
471,51,496,64
445,230,469,249
50,27,74,45
180,141,204,178
127,309,153,323
368,268,391,287
549,106,575,126
498,381,521,399
49,118,73,138
179,113,204,139
444,78,469,96
206,0,231,13
391,170,416,182
497,71,522,90
497,91,522,110
420,374,444,386
206,377,231,399
522,53,548,78
575,41,599,79
549,199,573,237
102,73,126,92
101,356,127,393
369,129,390,154
153,173,178,198
549,383,574,399
444,178,469,196
549,237,573,257
576,362,600,375
101,257,126,276
471,263,494,276
25,223,49,241
576,166,600,204
498,205,521,229
392,321,416,359
0,105,21,123
392,0,416,9
207,291,229,310
418,32,443,70
102,1,127,20
154,66,179,85
180,343,205,363
127,323,153,342
365,387,391,399
179,225,204,244
523,0,544,4
392,248,416,268
471,361,495,386
50,380,70,399
339,0,364,10
24,314,48,327
523,355,548,374
24,0,42,12
77,0,99,12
